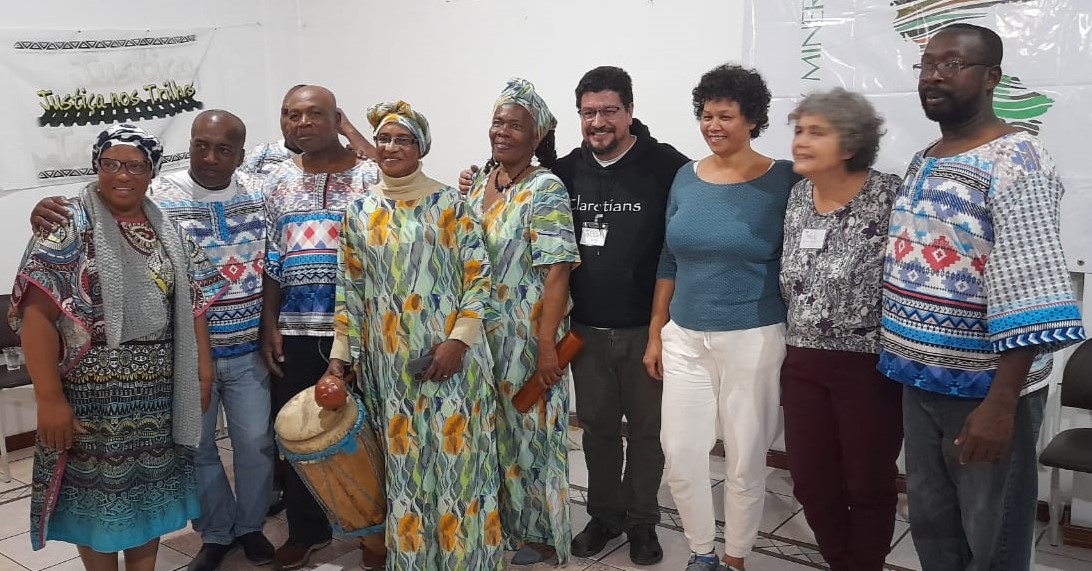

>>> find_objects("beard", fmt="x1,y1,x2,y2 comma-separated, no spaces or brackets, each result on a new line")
919,89,979,125
585,129,621,157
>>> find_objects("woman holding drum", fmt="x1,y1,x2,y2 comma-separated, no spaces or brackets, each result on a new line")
322,101,503,570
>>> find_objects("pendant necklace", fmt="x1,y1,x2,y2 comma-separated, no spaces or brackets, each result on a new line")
494,164,533,194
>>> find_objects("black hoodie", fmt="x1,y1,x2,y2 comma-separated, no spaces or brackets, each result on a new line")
552,119,689,328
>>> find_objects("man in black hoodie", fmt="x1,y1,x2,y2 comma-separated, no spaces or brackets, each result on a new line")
553,66,689,566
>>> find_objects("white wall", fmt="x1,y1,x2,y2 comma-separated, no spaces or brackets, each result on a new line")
0,0,305,435
298,0,746,186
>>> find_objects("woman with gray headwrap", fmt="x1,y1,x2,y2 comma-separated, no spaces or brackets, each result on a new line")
10,124,225,571
465,78,580,566
324,100,502,570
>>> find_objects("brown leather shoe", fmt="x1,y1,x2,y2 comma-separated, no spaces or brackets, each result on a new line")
272,539,331,570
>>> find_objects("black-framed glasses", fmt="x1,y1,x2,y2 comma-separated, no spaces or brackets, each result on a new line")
98,157,150,175
913,59,995,79
375,134,418,148
578,106,623,122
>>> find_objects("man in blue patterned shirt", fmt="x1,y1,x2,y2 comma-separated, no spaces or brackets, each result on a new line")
880,24,1084,570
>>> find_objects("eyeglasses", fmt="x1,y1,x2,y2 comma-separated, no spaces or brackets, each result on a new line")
98,158,150,175
375,134,418,148
913,59,995,79
578,106,624,122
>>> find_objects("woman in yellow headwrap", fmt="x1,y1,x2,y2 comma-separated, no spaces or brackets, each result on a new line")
326,101,502,570
465,78,580,566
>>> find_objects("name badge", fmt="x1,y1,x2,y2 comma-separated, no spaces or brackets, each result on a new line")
580,222,608,247
799,228,827,250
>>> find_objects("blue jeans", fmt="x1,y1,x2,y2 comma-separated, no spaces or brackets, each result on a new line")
194,351,275,545
902,385,1046,571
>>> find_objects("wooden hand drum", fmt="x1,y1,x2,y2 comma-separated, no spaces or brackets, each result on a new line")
275,389,386,539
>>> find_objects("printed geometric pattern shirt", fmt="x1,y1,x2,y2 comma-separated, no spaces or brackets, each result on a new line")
879,132,1084,398
264,159,379,337
150,170,267,358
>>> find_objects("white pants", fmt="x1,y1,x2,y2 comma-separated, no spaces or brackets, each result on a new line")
659,320,786,558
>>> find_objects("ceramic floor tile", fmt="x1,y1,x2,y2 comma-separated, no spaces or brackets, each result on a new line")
2,451,32,464
0,498,30,542
121,544,191,571
1036,541,1092,564
303,534,359,568
1034,551,1092,571
307,547,361,571
6,462,31,489
744,552,828,570
895,493,910,522
35,558,85,571
771,511,815,545
569,450,589,489
0,533,79,571
0,553,26,571
161,524,202,558
764,468,795,497
885,529,920,570
0,478,26,494
708,456,726,485
757,492,802,534
578,563,629,571
889,521,911,548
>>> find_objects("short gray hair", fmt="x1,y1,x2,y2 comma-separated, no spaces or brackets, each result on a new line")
787,88,884,172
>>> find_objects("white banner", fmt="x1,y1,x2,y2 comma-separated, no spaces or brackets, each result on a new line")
744,0,1092,272
0,29,219,191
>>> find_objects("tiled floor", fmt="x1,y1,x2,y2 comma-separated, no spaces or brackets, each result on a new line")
1,436,1090,571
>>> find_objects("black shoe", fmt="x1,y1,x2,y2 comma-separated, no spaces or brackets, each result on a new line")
238,531,275,565
627,524,664,565
187,542,237,571
571,518,621,558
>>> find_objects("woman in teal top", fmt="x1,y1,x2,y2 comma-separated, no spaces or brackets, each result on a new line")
643,64,799,571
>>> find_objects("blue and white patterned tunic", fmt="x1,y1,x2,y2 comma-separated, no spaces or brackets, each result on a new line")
879,132,1085,398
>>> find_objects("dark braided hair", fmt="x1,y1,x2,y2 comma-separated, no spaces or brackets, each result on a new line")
535,130,557,169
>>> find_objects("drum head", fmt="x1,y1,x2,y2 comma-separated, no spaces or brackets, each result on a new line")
275,387,360,454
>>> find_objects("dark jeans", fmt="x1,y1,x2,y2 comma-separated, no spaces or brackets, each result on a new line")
902,384,1046,571
781,346,904,571
571,322,665,531
272,335,334,545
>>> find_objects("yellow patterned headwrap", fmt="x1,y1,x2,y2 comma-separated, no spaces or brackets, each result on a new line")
367,100,431,157
493,78,557,142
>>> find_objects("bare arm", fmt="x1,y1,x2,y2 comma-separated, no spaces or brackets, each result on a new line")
260,274,285,376
532,262,573,387
338,109,376,160
642,278,676,380
21,285,85,450
954,347,1035,464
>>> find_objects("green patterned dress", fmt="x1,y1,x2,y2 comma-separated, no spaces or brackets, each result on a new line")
466,167,580,561
335,186,503,570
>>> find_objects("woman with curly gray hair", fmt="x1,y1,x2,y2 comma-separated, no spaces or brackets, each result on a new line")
778,87,904,571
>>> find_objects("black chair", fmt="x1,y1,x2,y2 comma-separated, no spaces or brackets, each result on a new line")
0,293,31,483
1039,339,1092,546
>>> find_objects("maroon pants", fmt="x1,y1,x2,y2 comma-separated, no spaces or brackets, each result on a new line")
781,346,904,571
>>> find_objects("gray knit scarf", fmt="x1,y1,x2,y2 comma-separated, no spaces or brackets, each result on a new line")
83,184,202,447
